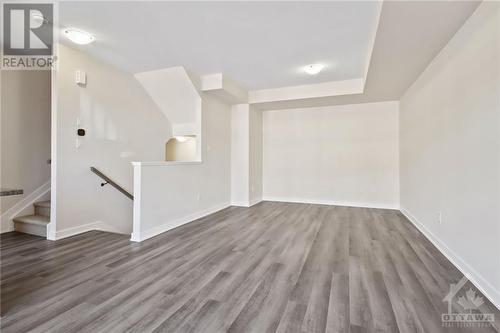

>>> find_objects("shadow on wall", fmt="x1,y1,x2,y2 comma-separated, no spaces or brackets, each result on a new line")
165,136,197,161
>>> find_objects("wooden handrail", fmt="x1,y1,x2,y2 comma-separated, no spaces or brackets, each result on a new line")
90,167,133,200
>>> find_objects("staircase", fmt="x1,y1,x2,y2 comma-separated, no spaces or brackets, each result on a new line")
13,201,50,237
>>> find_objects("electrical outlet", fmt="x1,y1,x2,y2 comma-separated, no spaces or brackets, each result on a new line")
437,211,442,224
197,194,201,201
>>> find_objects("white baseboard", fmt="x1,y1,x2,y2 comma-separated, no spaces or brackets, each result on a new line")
54,220,128,240
231,197,262,208
131,202,231,242
1,181,51,233
262,196,399,210
400,207,500,311
249,197,263,207
55,221,105,240
231,201,250,207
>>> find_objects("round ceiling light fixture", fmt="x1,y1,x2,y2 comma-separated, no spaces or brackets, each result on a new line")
64,28,95,45
303,63,324,75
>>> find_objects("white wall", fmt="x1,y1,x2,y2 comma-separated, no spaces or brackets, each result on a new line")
400,2,500,307
54,44,171,237
1,70,51,231
263,101,399,209
132,93,231,241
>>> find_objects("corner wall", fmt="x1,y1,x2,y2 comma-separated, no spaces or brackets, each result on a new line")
230,104,263,207
399,2,500,307
249,106,263,205
230,104,250,206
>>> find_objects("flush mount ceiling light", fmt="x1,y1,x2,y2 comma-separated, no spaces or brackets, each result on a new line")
64,28,95,45
303,64,324,75
175,136,189,143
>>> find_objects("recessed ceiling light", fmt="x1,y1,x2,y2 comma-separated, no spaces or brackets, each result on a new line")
64,28,95,45
304,64,324,75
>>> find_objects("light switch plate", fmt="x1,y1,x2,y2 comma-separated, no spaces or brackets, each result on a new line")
75,70,86,86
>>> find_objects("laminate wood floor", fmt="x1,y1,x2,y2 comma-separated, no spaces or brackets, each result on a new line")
1,202,499,333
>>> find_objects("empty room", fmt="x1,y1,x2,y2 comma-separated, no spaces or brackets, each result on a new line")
1,1,499,332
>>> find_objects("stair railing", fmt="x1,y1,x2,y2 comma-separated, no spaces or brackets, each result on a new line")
90,167,133,200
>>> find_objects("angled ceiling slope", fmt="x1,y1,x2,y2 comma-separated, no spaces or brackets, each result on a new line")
135,67,201,137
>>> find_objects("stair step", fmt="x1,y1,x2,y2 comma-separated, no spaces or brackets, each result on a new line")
34,200,51,218
14,215,49,226
14,215,49,237
34,200,51,208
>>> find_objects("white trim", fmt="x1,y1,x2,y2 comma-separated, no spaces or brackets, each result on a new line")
400,207,500,311
0,181,51,233
262,196,399,210
231,201,251,207
48,40,59,241
131,202,230,242
231,197,262,207
54,220,127,240
55,221,104,240
130,232,142,242
231,197,262,208
131,164,142,242
249,197,263,207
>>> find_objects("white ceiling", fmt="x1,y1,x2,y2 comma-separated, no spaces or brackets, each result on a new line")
59,1,381,90
251,0,481,110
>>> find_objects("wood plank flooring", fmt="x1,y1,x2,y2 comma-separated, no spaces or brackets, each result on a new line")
1,202,499,332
